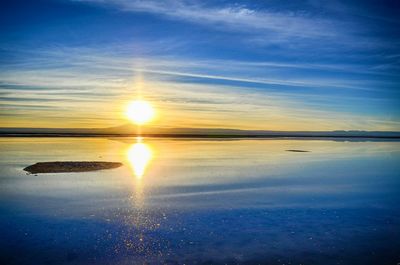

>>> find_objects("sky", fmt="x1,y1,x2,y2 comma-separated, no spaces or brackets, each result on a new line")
0,0,399,130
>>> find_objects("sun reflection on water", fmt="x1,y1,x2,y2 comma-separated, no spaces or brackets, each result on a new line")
126,138,154,211
123,138,159,255
127,139,153,179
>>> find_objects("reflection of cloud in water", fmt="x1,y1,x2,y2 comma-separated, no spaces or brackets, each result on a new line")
2,138,400,264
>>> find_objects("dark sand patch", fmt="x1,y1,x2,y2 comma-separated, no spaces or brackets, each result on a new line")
285,149,310,152
24,161,123,174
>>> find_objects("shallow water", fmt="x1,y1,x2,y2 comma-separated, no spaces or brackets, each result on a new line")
0,137,399,264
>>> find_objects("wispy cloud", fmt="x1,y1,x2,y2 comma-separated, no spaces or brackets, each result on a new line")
1,45,399,130
2,46,395,93
75,0,342,40
70,0,400,54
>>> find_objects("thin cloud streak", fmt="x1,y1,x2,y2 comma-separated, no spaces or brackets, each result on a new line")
2,47,395,93
76,0,336,39
74,0,390,51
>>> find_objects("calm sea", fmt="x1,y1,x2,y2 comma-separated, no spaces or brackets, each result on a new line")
0,137,399,264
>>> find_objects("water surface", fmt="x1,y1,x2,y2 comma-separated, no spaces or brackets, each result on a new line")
0,137,399,264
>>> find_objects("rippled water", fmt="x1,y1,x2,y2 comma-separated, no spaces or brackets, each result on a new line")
0,137,399,264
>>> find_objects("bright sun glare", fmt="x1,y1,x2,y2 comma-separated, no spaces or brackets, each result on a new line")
127,141,152,178
126,100,155,125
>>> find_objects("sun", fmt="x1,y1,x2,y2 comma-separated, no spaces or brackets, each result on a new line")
126,100,155,125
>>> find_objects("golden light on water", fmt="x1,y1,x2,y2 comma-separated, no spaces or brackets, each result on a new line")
126,100,155,125
127,140,153,178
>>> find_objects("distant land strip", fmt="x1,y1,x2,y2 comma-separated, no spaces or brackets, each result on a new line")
1,126,400,138
1,133,400,139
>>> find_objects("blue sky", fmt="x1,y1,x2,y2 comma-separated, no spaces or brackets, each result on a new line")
1,0,399,130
